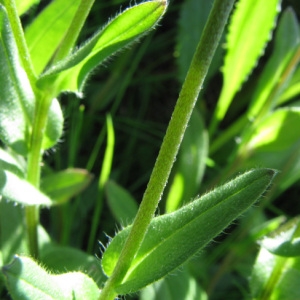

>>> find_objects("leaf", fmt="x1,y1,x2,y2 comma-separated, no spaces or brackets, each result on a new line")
247,108,300,152
101,168,276,294
0,169,52,206
0,147,25,178
40,168,93,205
248,7,300,117
140,266,207,300
260,218,300,257
166,110,208,212
37,0,168,95
212,0,280,126
176,0,222,83
40,244,106,287
0,4,35,155
105,180,138,226
15,0,40,16
25,0,81,75
250,247,300,300
2,255,99,300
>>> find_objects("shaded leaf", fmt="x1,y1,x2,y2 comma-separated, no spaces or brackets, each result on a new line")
37,0,168,94
105,180,138,226
40,168,93,204
102,169,276,294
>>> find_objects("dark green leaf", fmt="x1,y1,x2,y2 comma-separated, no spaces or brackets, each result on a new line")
102,169,276,294
105,180,138,226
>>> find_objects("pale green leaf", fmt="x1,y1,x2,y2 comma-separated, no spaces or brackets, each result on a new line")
0,4,35,155
1,255,99,300
0,169,52,206
102,169,276,294
248,8,300,117
212,0,280,127
25,0,81,75
37,0,168,94
15,0,40,16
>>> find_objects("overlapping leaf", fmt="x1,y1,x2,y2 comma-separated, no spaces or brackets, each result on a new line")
102,169,276,294
37,0,168,95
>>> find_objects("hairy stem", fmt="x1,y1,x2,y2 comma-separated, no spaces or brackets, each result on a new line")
98,0,235,299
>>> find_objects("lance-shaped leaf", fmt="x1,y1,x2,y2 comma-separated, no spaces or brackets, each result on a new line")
2,255,99,300
25,0,81,75
0,4,35,155
101,168,276,294
37,0,168,95
211,0,280,130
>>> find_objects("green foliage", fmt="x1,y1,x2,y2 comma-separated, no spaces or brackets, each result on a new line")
0,0,300,299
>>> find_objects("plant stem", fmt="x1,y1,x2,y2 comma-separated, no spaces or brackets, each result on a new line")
4,0,36,85
98,0,235,299
26,92,53,257
52,0,96,64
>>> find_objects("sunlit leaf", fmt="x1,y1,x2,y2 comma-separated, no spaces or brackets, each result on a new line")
37,0,168,95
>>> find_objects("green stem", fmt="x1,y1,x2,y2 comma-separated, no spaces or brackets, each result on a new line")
98,0,235,299
25,92,53,257
52,0,96,63
4,0,36,85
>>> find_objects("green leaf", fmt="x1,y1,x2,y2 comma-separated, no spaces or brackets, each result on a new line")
25,0,81,75
43,97,64,150
40,168,93,205
248,7,300,117
0,200,27,264
2,255,99,300
37,0,168,94
166,110,208,212
176,0,222,83
247,108,300,152
15,0,40,16
260,218,300,257
0,4,35,155
105,180,138,226
212,0,280,126
40,244,106,287
0,147,25,178
0,169,52,206
101,168,276,294
140,266,207,300
250,247,300,300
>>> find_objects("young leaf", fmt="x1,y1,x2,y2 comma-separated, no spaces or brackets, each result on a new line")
2,255,99,300
101,168,276,294
0,4,35,155
0,169,52,206
105,180,138,226
210,0,280,133
40,168,93,205
25,0,81,75
248,7,300,117
37,0,168,95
